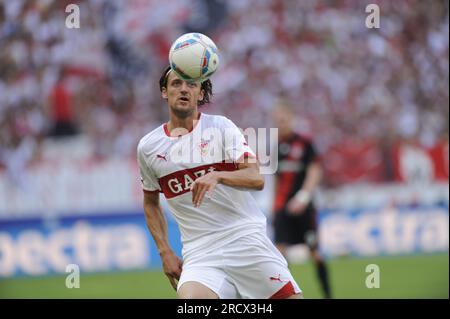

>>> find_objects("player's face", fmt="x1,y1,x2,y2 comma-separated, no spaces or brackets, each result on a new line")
162,71,204,118
273,107,294,136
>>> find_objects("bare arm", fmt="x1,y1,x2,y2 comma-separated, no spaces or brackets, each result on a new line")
191,155,264,207
143,191,182,290
216,159,264,190
287,161,322,215
300,161,322,194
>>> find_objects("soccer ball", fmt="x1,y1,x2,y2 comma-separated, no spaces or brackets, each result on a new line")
169,33,220,82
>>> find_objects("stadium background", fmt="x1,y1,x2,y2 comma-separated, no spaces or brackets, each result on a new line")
0,0,448,298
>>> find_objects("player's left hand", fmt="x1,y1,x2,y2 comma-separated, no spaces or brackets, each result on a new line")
286,198,307,215
191,172,219,207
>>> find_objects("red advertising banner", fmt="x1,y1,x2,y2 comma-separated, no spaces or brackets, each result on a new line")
322,139,448,185
322,139,384,186
392,140,449,183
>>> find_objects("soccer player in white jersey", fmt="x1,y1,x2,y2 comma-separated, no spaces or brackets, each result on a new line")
137,66,303,299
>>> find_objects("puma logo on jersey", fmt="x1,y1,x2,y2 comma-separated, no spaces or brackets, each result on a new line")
269,274,287,283
157,153,168,161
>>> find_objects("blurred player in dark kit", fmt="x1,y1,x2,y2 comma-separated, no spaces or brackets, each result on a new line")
272,101,332,298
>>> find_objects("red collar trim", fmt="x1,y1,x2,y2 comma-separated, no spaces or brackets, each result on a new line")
163,112,202,137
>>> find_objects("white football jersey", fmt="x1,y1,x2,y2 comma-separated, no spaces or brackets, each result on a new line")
137,113,267,259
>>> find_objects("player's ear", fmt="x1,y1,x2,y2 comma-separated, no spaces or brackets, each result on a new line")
198,88,204,102
161,87,168,100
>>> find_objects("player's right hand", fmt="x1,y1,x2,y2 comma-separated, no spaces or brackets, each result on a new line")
190,172,219,207
286,197,307,215
161,250,183,290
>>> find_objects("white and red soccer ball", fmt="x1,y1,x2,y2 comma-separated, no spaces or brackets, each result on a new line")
169,33,220,82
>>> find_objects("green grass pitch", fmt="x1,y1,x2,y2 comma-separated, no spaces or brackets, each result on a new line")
1,253,447,299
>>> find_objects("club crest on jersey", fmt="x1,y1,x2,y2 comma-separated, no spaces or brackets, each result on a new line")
199,138,210,156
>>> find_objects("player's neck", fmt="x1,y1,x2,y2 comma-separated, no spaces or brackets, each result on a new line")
167,111,201,136
279,129,295,141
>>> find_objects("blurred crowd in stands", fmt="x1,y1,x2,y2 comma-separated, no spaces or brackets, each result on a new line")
0,0,448,187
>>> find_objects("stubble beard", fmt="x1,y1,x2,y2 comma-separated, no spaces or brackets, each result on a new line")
170,104,195,119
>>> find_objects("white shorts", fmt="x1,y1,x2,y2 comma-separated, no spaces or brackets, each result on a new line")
177,231,302,299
